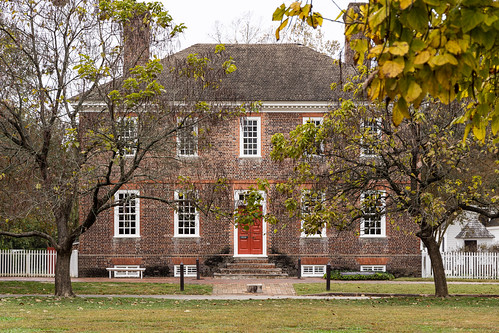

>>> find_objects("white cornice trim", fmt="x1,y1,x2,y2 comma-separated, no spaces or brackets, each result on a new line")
77,100,343,113
260,101,331,113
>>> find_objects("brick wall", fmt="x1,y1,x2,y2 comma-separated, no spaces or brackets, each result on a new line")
78,111,422,277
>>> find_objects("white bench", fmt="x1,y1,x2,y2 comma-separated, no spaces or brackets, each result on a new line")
106,267,146,279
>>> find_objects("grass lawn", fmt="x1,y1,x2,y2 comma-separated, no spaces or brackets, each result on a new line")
0,281,212,295
0,297,498,332
294,282,499,295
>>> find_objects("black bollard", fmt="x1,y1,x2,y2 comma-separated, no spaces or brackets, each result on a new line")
326,263,331,291
196,258,200,280
297,258,301,279
180,262,184,291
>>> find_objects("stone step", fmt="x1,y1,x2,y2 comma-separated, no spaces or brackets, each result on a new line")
226,263,276,269
213,273,289,279
214,257,289,279
232,258,270,263
220,268,283,274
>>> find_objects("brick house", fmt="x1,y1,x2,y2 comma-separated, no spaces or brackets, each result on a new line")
77,43,421,278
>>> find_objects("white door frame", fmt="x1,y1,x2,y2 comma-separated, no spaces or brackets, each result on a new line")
233,190,267,257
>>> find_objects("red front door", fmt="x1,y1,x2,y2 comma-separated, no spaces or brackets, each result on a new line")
237,208,263,255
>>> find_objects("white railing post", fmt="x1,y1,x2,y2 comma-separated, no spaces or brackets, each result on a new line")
70,250,78,278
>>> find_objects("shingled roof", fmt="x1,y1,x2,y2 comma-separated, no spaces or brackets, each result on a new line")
158,43,350,102
456,219,495,239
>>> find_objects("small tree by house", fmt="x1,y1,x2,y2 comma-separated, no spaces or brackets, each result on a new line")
0,0,239,297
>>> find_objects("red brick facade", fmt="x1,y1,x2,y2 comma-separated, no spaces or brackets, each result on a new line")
78,110,421,277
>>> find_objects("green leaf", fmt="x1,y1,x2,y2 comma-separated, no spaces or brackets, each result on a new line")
406,6,429,32
272,4,286,21
410,39,426,52
491,114,499,135
369,6,388,29
461,9,486,33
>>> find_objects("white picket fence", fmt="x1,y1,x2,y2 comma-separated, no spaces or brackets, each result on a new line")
0,249,78,278
422,251,499,279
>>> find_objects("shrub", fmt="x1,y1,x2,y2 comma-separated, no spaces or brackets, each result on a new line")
324,270,395,280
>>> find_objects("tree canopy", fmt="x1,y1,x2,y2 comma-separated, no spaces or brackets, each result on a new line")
274,0,499,140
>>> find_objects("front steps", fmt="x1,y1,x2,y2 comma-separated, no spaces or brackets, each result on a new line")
213,258,288,279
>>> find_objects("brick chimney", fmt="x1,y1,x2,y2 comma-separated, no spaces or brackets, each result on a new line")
343,2,368,66
123,12,150,75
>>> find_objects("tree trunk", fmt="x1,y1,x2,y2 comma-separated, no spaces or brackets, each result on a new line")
421,234,449,297
54,246,74,297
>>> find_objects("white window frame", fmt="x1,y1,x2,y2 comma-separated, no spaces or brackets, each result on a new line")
114,190,140,238
360,118,381,158
239,117,261,157
113,265,141,278
177,117,198,157
303,116,324,155
360,190,386,238
360,265,386,272
174,190,200,237
118,116,138,157
174,264,197,277
300,190,327,238
301,265,326,277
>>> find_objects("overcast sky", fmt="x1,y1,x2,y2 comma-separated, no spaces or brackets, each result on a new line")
163,0,362,54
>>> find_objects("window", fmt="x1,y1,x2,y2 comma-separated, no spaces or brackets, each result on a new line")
174,191,199,237
360,265,386,272
464,240,477,252
301,265,326,277
177,117,198,156
303,117,324,155
114,190,140,237
174,265,197,277
113,265,141,278
118,116,138,157
301,191,326,238
360,191,386,237
360,118,381,157
240,117,261,157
